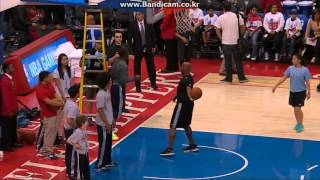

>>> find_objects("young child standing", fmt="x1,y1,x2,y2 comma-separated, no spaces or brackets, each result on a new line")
64,84,80,178
160,62,198,156
272,54,311,133
95,72,116,171
67,116,90,180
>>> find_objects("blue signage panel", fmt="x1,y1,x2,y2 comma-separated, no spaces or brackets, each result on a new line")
21,37,67,88
22,0,87,5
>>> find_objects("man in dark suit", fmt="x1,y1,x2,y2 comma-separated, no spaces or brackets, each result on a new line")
128,12,157,92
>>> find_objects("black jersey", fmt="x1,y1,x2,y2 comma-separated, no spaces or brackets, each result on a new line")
176,74,193,103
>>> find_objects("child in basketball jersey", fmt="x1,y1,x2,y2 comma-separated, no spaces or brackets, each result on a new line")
67,116,90,180
64,84,80,178
272,54,311,133
160,62,198,156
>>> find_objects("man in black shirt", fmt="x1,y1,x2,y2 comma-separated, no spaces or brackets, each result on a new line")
108,31,134,113
108,31,133,64
160,62,198,156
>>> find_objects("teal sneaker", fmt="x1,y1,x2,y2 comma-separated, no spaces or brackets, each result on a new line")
295,124,304,133
294,124,299,130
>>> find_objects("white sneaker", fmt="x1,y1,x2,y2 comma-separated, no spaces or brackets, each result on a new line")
274,53,279,61
311,57,316,63
264,52,269,60
246,54,251,59
220,54,224,59
251,57,257,61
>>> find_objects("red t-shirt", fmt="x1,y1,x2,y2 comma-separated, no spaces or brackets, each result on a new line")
36,83,57,119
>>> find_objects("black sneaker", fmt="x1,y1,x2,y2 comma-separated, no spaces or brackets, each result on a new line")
160,148,175,156
220,79,232,83
183,144,199,153
104,161,118,168
239,78,249,83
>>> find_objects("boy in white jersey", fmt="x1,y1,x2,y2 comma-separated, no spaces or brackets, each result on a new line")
95,72,117,171
202,7,218,47
63,84,80,178
281,9,302,60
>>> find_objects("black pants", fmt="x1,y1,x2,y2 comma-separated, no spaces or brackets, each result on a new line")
222,44,246,82
177,37,191,64
73,152,90,180
263,32,282,53
122,85,126,112
314,37,320,62
64,128,74,176
134,51,156,88
111,84,124,119
17,30,30,48
96,125,112,168
1,115,17,149
164,38,179,71
282,35,302,56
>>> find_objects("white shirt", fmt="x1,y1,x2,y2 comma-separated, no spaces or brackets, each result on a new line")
96,89,113,126
285,17,302,36
203,14,218,26
189,8,204,25
53,69,72,98
138,20,145,32
63,99,80,129
215,12,244,45
263,12,285,33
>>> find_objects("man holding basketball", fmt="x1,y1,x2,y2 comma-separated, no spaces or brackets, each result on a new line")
160,62,198,156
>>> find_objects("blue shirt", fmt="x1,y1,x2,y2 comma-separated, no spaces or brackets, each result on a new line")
284,66,311,92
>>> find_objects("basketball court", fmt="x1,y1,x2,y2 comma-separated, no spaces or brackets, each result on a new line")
1,0,320,179
1,57,320,180
89,72,320,180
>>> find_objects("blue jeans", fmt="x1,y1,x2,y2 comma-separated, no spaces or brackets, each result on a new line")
243,30,260,58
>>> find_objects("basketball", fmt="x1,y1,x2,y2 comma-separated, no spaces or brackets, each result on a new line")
191,87,202,100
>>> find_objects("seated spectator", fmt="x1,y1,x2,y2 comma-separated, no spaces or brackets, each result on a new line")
243,6,262,61
26,6,44,41
262,4,285,61
202,7,218,48
189,5,204,56
11,6,37,48
304,9,320,63
281,9,302,60
260,0,283,13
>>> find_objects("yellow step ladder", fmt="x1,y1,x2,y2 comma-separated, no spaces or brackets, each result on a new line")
79,9,107,116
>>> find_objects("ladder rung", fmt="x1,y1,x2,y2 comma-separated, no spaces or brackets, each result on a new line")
86,9,101,13
86,40,102,43
83,85,99,88
81,113,96,117
85,70,105,73
85,55,103,59
86,25,102,30
82,99,96,103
